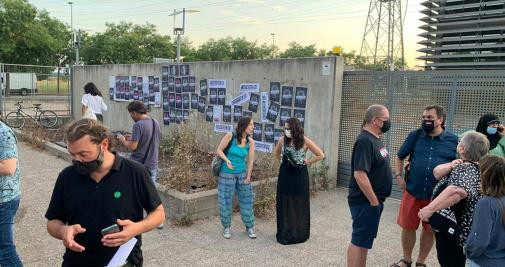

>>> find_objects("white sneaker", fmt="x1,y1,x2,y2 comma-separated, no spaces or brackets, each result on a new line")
157,222,164,229
246,227,257,239
223,227,231,239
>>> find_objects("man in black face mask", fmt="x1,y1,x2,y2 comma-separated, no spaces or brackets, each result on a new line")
347,104,393,267
45,119,165,267
391,105,458,267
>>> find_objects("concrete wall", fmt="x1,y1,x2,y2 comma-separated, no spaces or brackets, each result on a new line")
72,57,344,184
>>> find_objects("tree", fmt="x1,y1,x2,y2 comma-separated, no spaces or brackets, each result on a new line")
192,37,274,62
278,42,317,58
79,22,174,65
0,0,71,66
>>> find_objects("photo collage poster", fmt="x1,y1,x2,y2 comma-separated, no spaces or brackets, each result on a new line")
109,75,161,107
162,64,194,125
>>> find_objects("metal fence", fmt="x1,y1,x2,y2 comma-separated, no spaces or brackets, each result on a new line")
0,63,72,118
337,70,505,199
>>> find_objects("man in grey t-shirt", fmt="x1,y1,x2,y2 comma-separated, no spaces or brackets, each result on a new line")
119,101,161,182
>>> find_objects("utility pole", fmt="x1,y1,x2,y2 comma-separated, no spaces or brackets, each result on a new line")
169,8,199,63
270,33,275,58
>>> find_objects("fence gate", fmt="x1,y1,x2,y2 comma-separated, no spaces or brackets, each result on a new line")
0,63,72,119
337,70,505,199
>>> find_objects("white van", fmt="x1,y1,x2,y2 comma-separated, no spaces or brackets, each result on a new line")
0,72,38,96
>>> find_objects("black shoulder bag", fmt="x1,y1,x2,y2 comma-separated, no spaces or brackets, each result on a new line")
282,140,304,170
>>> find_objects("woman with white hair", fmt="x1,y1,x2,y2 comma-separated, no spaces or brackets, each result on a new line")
418,132,490,267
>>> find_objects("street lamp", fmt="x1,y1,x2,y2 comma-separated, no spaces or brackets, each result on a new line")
168,8,199,63
68,2,73,30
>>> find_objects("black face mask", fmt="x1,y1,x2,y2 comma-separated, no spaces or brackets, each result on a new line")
380,120,391,133
72,148,103,176
422,120,435,133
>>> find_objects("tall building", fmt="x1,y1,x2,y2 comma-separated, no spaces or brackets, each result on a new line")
418,0,505,70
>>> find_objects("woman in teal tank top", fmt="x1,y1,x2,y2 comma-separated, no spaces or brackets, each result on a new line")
216,117,256,239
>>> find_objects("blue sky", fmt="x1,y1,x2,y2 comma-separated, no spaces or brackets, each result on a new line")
29,0,424,67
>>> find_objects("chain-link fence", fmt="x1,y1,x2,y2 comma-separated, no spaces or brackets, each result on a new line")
0,63,72,118
337,70,505,199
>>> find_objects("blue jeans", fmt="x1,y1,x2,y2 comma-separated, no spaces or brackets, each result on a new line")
150,168,158,183
468,260,480,267
0,197,23,266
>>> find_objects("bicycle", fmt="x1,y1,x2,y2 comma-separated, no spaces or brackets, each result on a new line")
5,101,58,129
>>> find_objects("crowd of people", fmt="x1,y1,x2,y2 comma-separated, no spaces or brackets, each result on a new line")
1,82,504,267
348,104,505,267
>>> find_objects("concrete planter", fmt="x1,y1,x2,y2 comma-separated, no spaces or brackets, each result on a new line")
15,129,278,221
155,177,277,221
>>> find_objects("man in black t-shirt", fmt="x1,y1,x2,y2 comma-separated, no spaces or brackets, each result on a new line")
347,104,393,267
45,119,165,267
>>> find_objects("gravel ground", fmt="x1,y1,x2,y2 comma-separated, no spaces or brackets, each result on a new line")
15,142,439,266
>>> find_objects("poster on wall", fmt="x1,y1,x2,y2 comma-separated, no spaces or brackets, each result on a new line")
248,93,259,113
176,109,183,124
162,66,169,81
180,64,190,76
191,93,198,109
255,141,273,153
175,94,182,109
189,76,196,92
253,122,263,141
213,105,222,123
209,88,218,105
264,124,274,143
208,79,226,89
281,86,293,107
279,107,292,127
168,77,175,92
293,109,306,127
108,76,115,100
169,108,176,123
142,76,149,106
182,76,189,93
183,110,189,123
163,96,169,112
129,76,136,101
182,94,190,110
274,128,283,145
269,82,280,103
243,111,253,118
218,88,226,105
198,96,206,113
223,105,232,123
231,92,250,107
163,112,170,125
206,106,214,122
175,77,182,93
200,79,208,96
133,90,139,101
169,65,179,76
214,123,233,133
266,101,280,123
154,77,161,107
233,105,243,122
240,83,260,93
260,92,269,123
137,77,143,101
294,87,308,108
169,93,176,108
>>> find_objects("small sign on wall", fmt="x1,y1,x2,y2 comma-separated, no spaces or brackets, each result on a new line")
322,61,331,76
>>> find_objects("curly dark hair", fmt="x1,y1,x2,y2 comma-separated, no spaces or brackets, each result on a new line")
236,117,252,144
84,82,103,97
285,117,304,150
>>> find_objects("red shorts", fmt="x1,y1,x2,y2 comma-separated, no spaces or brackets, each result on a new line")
397,191,432,232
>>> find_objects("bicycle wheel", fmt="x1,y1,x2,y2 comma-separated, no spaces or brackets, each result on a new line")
5,112,26,129
39,110,58,128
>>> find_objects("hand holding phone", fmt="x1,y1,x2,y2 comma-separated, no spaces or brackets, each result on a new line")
101,224,121,236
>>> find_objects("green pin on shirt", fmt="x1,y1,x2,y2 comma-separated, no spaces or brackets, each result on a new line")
114,191,121,199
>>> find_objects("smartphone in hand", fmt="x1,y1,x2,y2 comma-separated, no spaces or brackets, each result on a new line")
101,224,121,236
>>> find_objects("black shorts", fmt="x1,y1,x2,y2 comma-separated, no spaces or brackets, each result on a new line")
349,202,384,249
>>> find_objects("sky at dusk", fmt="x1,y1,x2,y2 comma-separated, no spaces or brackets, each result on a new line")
29,0,425,67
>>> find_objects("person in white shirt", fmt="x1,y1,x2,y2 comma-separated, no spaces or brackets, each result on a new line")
82,82,108,122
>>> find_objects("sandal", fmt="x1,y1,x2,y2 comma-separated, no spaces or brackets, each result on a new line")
390,259,412,267
415,263,427,267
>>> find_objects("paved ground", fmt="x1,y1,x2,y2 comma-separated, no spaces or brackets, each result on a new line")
14,142,439,266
